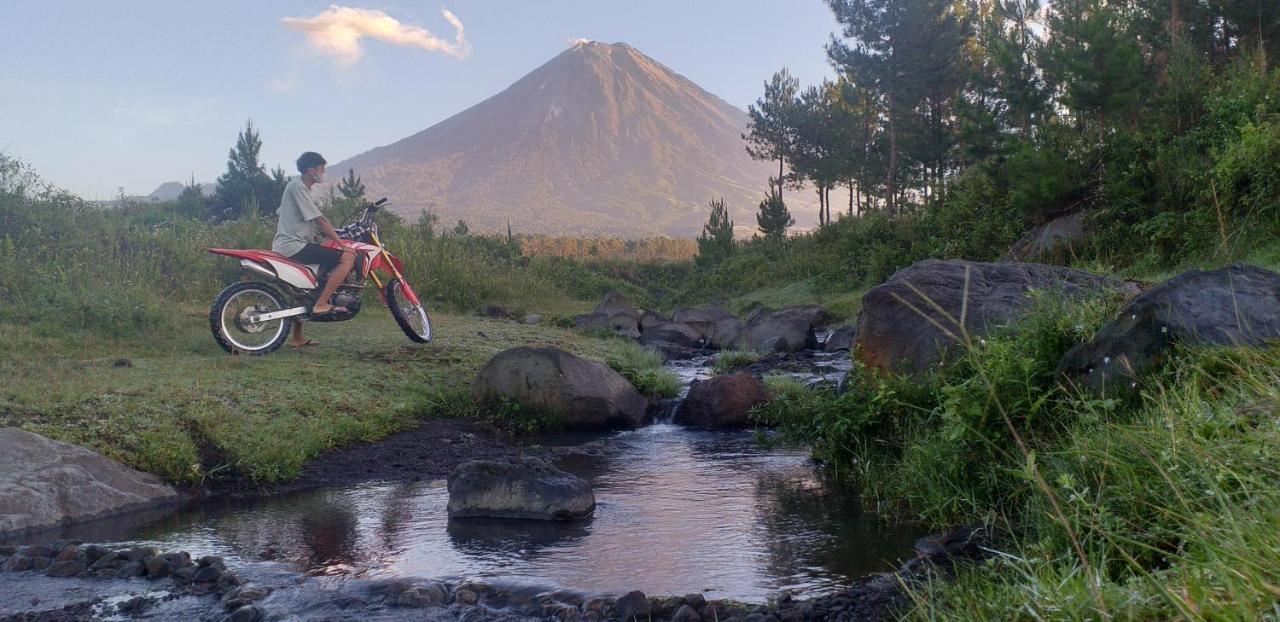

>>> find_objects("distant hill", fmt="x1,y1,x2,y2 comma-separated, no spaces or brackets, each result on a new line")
330,41,806,237
147,181,214,202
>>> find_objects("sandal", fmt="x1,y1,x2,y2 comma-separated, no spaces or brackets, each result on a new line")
310,305,349,317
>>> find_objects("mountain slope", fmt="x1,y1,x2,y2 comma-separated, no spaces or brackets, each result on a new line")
331,41,788,236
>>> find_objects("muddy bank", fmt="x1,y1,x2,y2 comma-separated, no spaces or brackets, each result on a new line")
201,418,520,498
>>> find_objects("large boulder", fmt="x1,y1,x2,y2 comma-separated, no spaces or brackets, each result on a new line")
1004,211,1089,262
1058,264,1280,392
855,259,1134,375
0,428,180,536
673,373,772,429
824,325,858,352
572,293,643,339
737,305,830,353
639,309,670,332
640,322,705,349
447,458,595,521
472,347,647,430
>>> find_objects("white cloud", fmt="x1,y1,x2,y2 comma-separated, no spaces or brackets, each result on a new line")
282,5,470,67
267,76,301,93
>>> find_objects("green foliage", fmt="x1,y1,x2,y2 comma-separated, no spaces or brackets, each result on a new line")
713,350,762,375
695,197,735,267
755,180,794,240
604,341,682,400
337,168,366,201
210,120,286,221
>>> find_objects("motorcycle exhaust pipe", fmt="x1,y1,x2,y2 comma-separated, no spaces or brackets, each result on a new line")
240,259,277,280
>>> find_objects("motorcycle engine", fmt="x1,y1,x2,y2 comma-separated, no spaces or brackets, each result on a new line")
310,292,362,322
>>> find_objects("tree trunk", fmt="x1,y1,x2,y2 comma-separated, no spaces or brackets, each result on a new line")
848,180,854,216
778,157,785,204
817,186,826,227
888,106,899,218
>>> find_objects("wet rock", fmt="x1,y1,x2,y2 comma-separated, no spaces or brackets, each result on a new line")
81,544,108,563
115,561,145,578
397,583,448,607
738,306,829,353
671,605,702,622
193,565,222,583
223,584,273,610
54,544,78,562
227,605,264,622
144,555,171,577
89,551,121,570
684,593,707,610
0,427,179,537
1058,264,1280,393
640,321,706,350
454,588,479,605
674,373,771,429
855,259,1133,375
198,555,227,570
20,545,54,558
473,347,647,430
823,325,857,352
448,457,595,520
616,590,651,620
912,524,991,566
165,551,193,568
3,553,33,572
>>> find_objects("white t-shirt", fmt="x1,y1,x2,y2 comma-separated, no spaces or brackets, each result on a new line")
272,178,323,257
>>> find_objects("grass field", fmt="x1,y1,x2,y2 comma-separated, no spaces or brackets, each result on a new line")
0,306,649,485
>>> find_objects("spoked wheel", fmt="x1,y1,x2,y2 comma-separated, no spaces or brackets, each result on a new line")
386,278,432,343
210,282,293,355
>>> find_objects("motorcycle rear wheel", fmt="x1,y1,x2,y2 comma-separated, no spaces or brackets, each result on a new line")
210,281,293,355
385,278,432,343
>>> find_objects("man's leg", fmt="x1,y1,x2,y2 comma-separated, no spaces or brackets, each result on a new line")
290,321,310,347
312,250,356,315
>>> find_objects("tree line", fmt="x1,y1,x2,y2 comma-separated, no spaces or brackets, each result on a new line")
743,0,1280,228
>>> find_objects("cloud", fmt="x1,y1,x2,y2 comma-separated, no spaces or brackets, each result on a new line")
282,5,470,67
267,76,300,93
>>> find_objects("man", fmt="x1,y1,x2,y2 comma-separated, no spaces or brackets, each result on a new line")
273,151,356,347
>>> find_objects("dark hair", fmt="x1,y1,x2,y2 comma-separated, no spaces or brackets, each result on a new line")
296,151,327,174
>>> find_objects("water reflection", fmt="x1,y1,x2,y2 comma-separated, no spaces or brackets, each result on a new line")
36,427,921,602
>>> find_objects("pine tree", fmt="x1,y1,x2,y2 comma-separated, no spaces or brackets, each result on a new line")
338,168,366,201
744,69,800,204
210,121,280,221
696,198,735,267
756,179,794,241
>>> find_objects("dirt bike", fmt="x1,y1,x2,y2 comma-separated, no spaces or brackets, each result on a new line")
207,198,431,355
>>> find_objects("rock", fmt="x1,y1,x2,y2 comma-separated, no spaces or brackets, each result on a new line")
912,524,991,564
1004,210,1088,262
705,317,745,350
823,325,857,352
738,306,829,353
81,545,108,563
172,566,197,583
640,322,705,349
0,428,179,537
115,561,145,578
198,555,227,570
144,555,171,577
684,594,707,610
21,545,54,558
193,565,222,583
54,544,78,562
473,347,647,430
674,373,771,429
1058,264,1280,392
454,589,479,605
639,310,669,331
397,583,449,607
44,560,82,577
89,551,121,570
855,259,1133,375
594,292,640,318
224,584,270,610
616,591,651,620
672,604,703,622
164,551,192,568
523,314,543,325
227,605,264,622
3,554,33,572
447,457,595,520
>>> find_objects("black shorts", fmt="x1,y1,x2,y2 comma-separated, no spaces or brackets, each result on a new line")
287,243,344,272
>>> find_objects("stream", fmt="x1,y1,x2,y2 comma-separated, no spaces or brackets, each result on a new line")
0,350,925,620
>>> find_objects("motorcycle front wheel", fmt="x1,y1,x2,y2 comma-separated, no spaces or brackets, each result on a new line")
385,278,432,343
210,282,293,355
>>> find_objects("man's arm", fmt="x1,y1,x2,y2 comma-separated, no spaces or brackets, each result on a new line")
314,216,355,255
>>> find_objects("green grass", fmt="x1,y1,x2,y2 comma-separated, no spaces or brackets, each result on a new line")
0,310,637,484
713,350,762,374
603,341,682,400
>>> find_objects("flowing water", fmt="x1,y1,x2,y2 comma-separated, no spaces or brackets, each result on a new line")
2,351,924,616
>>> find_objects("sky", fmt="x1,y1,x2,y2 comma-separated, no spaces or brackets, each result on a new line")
0,1,839,200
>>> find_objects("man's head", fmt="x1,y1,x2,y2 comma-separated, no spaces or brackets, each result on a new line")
296,151,327,185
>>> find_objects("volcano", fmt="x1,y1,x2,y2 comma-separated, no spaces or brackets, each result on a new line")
330,41,783,237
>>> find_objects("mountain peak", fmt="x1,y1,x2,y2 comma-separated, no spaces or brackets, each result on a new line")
331,43,787,236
